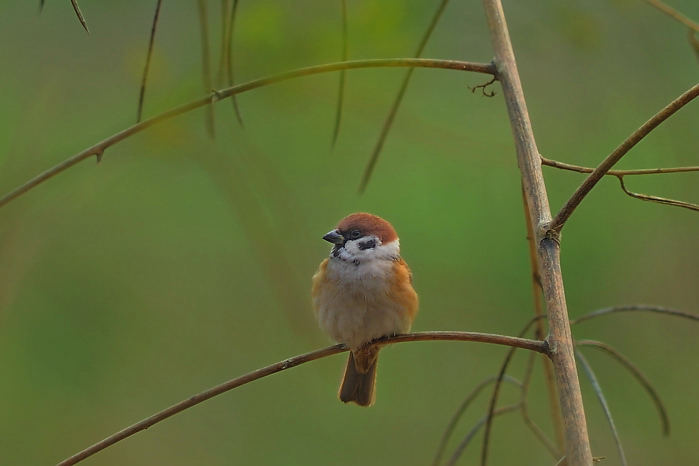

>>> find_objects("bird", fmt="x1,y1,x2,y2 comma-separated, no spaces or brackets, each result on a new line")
311,213,419,406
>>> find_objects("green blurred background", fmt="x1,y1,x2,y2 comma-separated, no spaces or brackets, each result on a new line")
0,0,697,464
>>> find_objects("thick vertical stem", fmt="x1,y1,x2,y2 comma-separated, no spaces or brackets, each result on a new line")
522,188,566,451
482,0,592,463
540,239,591,464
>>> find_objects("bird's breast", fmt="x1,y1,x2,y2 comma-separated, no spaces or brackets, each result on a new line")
312,258,416,350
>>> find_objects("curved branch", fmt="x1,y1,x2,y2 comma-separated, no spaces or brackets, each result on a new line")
571,304,699,325
0,58,494,210
56,330,545,466
550,83,699,232
617,175,699,212
576,340,670,436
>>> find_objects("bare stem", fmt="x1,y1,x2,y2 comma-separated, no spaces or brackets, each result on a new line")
482,0,592,463
522,185,566,451
541,156,699,176
56,331,545,466
0,58,494,210
550,83,699,232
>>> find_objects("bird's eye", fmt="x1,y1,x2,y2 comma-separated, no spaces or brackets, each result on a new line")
349,229,361,239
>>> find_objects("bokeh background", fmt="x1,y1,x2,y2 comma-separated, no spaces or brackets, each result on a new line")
0,1,697,464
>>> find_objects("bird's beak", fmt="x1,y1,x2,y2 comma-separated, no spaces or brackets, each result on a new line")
322,229,345,245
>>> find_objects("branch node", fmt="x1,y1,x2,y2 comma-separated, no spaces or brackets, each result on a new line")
211,89,224,103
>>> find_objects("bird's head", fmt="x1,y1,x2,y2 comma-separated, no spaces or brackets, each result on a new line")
323,213,400,264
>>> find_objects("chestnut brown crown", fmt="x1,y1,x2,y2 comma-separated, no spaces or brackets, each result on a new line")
335,213,398,244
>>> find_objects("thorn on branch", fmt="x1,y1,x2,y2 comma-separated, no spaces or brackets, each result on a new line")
95,150,103,165
468,76,497,97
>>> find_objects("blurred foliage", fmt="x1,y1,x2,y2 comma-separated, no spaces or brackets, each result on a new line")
0,0,697,465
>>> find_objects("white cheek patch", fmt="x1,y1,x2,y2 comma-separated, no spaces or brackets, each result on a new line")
334,237,400,263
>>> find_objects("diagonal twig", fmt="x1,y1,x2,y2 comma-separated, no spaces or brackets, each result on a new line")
216,0,230,87
617,175,699,212
332,0,348,147
643,0,699,32
225,0,244,126
575,349,627,466
445,404,521,466
197,0,216,138
480,316,545,466
56,331,546,466
70,0,89,34
358,0,451,193
550,83,699,232
577,340,670,436
432,375,522,466
136,0,164,123
520,351,562,459
0,58,494,210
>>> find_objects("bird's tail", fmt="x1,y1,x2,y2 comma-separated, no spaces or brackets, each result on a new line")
339,348,379,407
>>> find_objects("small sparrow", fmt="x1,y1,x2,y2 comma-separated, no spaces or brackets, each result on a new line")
311,213,419,406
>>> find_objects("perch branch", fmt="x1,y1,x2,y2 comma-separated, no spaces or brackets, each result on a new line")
550,83,699,232
0,58,495,210
482,0,592,462
56,331,546,466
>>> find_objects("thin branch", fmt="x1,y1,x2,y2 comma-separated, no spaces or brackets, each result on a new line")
576,340,670,436
56,331,546,466
446,404,521,466
197,0,216,138
225,0,244,126
644,0,699,32
70,0,89,34
432,375,523,466
571,304,699,326
136,0,163,123
358,0,451,194
617,175,699,212
550,83,699,232
332,0,348,147
216,0,230,87
575,349,628,466
480,316,543,465
520,351,562,459
541,156,699,176
0,58,495,209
